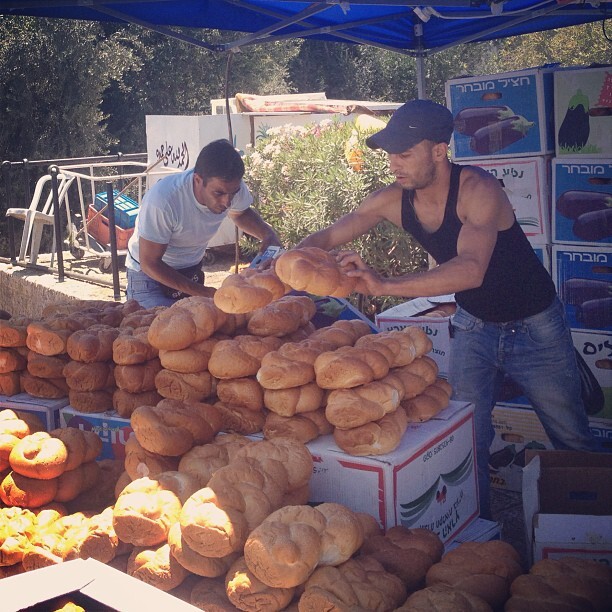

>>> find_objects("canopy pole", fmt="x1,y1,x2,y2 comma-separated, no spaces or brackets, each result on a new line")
414,24,427,99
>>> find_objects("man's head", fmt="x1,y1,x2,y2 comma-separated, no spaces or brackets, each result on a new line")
366,99,454,154
193,140,245,214
194,139,245,184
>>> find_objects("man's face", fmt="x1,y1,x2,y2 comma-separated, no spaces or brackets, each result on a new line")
387,140,440,191
193,174,242,214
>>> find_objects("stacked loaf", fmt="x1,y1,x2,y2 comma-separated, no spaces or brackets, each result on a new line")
425,540,524,610
214,267,289,314
0,316,31,396
506,556,612,612
257,319,372,443
112,307,164,418
322,327,453,455
0,410,103,509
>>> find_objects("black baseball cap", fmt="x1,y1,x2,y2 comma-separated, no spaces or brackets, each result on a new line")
366,99,454,154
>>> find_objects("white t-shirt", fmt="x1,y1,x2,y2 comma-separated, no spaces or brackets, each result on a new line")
126,169,252,271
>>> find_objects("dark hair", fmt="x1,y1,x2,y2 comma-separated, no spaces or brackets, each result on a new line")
194,139,245,183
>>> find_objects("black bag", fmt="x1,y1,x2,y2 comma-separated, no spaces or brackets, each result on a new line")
160,262,205,300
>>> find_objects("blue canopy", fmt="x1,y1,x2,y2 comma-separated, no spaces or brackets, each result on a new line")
1,1,610,56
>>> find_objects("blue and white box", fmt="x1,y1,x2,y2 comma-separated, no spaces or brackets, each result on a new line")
446,67,555,160
552,158,612,246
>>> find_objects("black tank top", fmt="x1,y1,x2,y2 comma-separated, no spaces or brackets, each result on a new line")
401,164,556,322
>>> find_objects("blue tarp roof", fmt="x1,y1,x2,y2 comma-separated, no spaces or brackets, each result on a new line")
1,1,610,56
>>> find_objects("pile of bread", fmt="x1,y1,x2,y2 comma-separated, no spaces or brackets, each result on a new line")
0,286,452,456
3,406,610,612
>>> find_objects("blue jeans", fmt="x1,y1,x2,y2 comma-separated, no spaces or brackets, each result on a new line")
126,268,179,308
448,297,597,519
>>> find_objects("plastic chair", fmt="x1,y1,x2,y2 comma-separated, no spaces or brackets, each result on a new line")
5,173,74,265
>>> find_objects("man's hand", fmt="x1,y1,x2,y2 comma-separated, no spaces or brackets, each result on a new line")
336,250,385,296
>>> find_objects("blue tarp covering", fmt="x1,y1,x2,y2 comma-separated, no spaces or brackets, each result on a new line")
0,1,610,55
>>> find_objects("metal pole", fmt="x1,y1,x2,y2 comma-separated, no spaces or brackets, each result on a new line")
2,161,17,264
105,182,122,301
50,165,65,282
414,24,427,99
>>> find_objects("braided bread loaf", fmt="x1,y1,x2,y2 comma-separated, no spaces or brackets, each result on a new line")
243,502,364,588
274,247,357,297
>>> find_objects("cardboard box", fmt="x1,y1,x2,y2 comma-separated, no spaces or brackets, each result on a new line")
572,329,612,420
0,557,198,611
0,392,68,431
459,156,551,244
446,67,554,160
554,66,612,157
375,295,454,378
309,295,378,332
86,205,134,250
589,417,612,454
552,158,612,246
522,450,612,564
94,189,139,229
552,245,612,332
490,404,553,492
60,406,134,460
531,244,551,273
306,401,478,542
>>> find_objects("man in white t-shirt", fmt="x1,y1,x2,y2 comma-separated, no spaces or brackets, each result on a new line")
126,139,281,308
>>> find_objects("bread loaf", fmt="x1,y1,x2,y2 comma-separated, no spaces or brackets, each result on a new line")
263,382,325,416
0,371,22,396
360,525,444,591
0,470,58,508
66,324,120,363
112,388,162,419
168,521,239,578
0,348,27,374
297,555,407,612
225,555,295,611
21,372,69,399
131,399,222,456
425,540,523,610
397,584,493,611
127,543,190,591
0,316,31,348
208,335,283,379
214,268,288,314
113,472,200,546
155,368,215,402
314,345,391,389
158,337,218,373
147,297,227,351
26,316,85,356
325,378,402,429
216,377,264,412
112,327,158,365
506,556,612,612
275,247,357,297
9,431,68,480
63,360,115,392
243,503,364,588
124,435,179,480
68,389,114,413
246,295,316,337
0,409,30,438
114,358,162,393
262,411,321,444
27,351,69,379
333,405,409,456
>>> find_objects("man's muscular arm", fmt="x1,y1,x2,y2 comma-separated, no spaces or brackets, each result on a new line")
339,171,508,298
296,184,401,251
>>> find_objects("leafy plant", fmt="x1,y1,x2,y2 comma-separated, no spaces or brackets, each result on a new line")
243,118,428,316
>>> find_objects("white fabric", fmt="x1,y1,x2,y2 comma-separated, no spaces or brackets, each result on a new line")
126,169,251,270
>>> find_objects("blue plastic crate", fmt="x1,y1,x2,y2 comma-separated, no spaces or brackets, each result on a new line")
94,190,139,229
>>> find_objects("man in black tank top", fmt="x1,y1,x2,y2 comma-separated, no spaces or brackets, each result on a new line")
298,99,598,520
